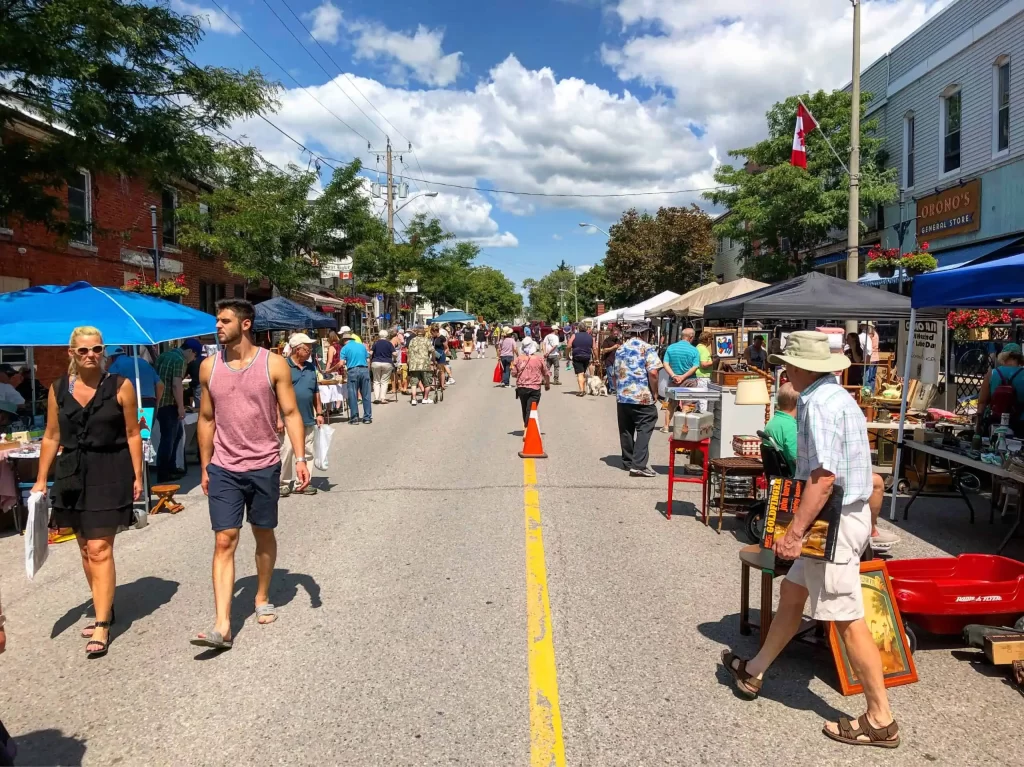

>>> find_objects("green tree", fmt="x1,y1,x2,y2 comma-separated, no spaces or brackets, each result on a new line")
466,266,522,321
575,262,611,316
523,260,574,322
1,0,278,236
704,89,898,281
604,205,715,304
177,147,373,293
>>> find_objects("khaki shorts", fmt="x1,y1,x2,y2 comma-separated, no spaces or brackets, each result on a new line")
409,369,433,386
785,557,864,621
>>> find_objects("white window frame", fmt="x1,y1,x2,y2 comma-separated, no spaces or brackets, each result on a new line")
902,112,916,190
939,85,962,179
68,169,93,245
993,55,1011,158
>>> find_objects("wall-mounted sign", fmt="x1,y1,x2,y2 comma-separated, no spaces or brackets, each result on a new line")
916,179,981,241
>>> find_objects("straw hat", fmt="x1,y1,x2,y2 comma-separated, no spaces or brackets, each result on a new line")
768,331,850,372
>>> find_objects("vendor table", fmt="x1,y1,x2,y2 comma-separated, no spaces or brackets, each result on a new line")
705,457,764,533
667,437,710,521
899,440,1022,554
318,382,347,421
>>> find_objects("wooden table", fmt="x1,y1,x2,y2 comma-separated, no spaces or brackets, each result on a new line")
667,437,710,521
705,457,764,532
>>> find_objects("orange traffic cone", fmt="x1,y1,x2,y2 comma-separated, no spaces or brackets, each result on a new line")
519,402,547,459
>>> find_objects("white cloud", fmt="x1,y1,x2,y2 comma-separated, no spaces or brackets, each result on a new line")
305,1,343,44
576,264,594,273
171,0,240,35
348,21,462,87
552,234,563,240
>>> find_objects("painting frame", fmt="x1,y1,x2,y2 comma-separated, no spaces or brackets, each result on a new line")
713,332,736,359
828,560,919,696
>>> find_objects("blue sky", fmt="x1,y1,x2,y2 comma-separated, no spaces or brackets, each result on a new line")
178,0,955,297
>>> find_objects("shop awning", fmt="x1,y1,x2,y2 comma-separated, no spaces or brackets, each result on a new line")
859,235,1024,286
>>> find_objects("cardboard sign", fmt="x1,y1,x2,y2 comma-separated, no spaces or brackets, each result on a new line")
916,179,981,241
898,319,942,385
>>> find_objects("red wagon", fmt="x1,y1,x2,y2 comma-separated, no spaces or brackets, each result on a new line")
887,555,1024,650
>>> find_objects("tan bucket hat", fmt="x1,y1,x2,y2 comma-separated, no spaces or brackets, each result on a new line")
768,330,850,372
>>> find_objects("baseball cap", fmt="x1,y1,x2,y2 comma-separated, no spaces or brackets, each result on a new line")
339,325,352,334
182,338,204,357
105,346,125,357
288,332,316,347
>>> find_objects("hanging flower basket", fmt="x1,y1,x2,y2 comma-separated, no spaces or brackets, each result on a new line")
122,274,189,298
866,245,900,275
947,308,1013,343
901,243,937,277
399,303,412,311
341,296,367,308
876,265,896,278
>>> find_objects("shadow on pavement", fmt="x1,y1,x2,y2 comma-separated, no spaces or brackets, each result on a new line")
654,500,700,521
599,456,627,470
50,576,180,639
228,568,323,640
699,614,846,721
882,492,1024,559
8,728,86,766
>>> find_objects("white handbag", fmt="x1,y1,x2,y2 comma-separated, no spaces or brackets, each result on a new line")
26,491,50,580
313,424,335,471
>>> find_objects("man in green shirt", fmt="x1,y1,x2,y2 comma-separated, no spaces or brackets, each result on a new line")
763,382,798,473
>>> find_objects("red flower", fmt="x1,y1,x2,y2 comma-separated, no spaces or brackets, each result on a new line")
920,242,929,251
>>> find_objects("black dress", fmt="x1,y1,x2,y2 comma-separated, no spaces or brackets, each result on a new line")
51,374,135,538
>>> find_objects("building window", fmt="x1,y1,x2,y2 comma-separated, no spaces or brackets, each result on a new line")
68,170,92,244
233,284,245,298
995,57,1010,154
162,189,177,247
903,114,915,188
941,88,961,175
198,281,226,314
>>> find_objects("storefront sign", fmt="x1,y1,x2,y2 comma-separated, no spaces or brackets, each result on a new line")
916,179,981,241
898,319,942,385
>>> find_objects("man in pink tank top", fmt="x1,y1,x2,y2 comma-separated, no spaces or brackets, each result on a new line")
191,299,308,651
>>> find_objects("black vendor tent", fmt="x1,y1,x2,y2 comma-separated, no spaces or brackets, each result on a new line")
702,271,943,321
252,296,338,332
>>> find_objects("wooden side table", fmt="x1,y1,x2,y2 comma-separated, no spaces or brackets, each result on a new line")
738,544,777,647
706,457,764,532
667,437,710,521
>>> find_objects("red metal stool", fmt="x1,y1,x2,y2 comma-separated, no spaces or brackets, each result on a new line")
667,437,710,520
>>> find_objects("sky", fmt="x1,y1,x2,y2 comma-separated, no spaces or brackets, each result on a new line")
181,0,956,296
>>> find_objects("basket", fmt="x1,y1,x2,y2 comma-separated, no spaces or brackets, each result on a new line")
732,435,762,457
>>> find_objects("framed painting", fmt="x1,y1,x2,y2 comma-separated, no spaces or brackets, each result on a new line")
714,332,736,358
828,560,919,696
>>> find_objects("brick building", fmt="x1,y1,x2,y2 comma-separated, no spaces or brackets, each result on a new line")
1,106,266,384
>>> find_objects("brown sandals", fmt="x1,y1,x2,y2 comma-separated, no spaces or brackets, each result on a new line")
823,714,901,748
721,650,762,699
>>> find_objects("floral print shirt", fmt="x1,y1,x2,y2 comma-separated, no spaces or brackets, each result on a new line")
614,338,662,405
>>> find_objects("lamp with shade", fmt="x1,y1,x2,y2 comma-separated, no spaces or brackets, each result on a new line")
734,377,772,425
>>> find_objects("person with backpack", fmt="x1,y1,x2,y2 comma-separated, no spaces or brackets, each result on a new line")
976,343,1024,436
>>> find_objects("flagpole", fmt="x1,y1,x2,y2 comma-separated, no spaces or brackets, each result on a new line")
846,0,862,328
798,98,849,174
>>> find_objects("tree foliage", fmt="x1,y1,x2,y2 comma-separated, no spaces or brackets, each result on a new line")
604,205,715,305
466,266,522,321
0,0,278,234
176,146,374,293
704,89,898,281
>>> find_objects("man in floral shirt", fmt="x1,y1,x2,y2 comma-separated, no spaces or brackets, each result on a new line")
406,325,435,405
614,326,663,477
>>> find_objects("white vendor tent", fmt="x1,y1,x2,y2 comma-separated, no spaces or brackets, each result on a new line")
616,290,679,322
645,278,768,319
593,307,622,327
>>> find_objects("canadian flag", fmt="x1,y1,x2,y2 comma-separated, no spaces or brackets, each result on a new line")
790,102,818,169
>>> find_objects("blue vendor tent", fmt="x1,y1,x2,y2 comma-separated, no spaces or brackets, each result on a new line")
0,282,216,345
253,296,338,332
911,253,1024,309
427,310,476,324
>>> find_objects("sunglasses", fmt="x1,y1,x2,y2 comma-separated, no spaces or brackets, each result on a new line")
73,345,104,356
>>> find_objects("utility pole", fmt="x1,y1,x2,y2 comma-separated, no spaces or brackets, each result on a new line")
149,204,160,282
386,137,394,244
846,0,862,331
573,267,579,322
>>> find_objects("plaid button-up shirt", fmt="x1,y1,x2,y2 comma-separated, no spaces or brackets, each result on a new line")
795,375,873,505
154,348,186,408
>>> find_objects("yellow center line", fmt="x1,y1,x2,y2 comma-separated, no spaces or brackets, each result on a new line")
523,458,566,767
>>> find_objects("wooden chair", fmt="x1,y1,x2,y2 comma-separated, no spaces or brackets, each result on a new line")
150,484,183,515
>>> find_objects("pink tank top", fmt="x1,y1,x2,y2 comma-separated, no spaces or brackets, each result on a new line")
209,347,280,472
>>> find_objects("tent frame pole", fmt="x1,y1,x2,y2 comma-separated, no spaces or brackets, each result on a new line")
134,347,149,529
889,308,916,521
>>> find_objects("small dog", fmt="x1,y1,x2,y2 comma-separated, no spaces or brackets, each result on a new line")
586,374,608,397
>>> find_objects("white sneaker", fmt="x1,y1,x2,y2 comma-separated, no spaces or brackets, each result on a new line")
422,399,434,405
872,529,900,547
448,379,456,385
411,399,417,406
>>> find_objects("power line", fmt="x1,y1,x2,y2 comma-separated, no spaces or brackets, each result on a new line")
259,0,387,141
205,0,370,143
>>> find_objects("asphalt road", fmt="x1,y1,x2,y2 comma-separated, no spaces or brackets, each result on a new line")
0,353,1022,766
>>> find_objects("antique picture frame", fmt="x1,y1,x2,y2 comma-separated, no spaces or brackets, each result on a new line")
713,332,736,358
828,560,919,696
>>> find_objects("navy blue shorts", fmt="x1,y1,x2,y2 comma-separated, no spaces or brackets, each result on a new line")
207,463,281,531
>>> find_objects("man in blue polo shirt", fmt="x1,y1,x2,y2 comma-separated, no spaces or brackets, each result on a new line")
340,331,372,425
279,333,323,496
663,328,701,387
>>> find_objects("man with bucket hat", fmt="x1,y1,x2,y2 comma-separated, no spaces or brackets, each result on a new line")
721,331,900,749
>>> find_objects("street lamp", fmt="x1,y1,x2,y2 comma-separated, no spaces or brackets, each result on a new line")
394,191,438,215
578,222,610,238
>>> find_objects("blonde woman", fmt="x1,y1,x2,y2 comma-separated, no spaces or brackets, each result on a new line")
33,327,143,658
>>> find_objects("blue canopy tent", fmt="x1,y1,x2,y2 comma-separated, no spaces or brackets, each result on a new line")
252,296,337,333
888,253,1024,524
0,282,217,527
426,310,476,324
